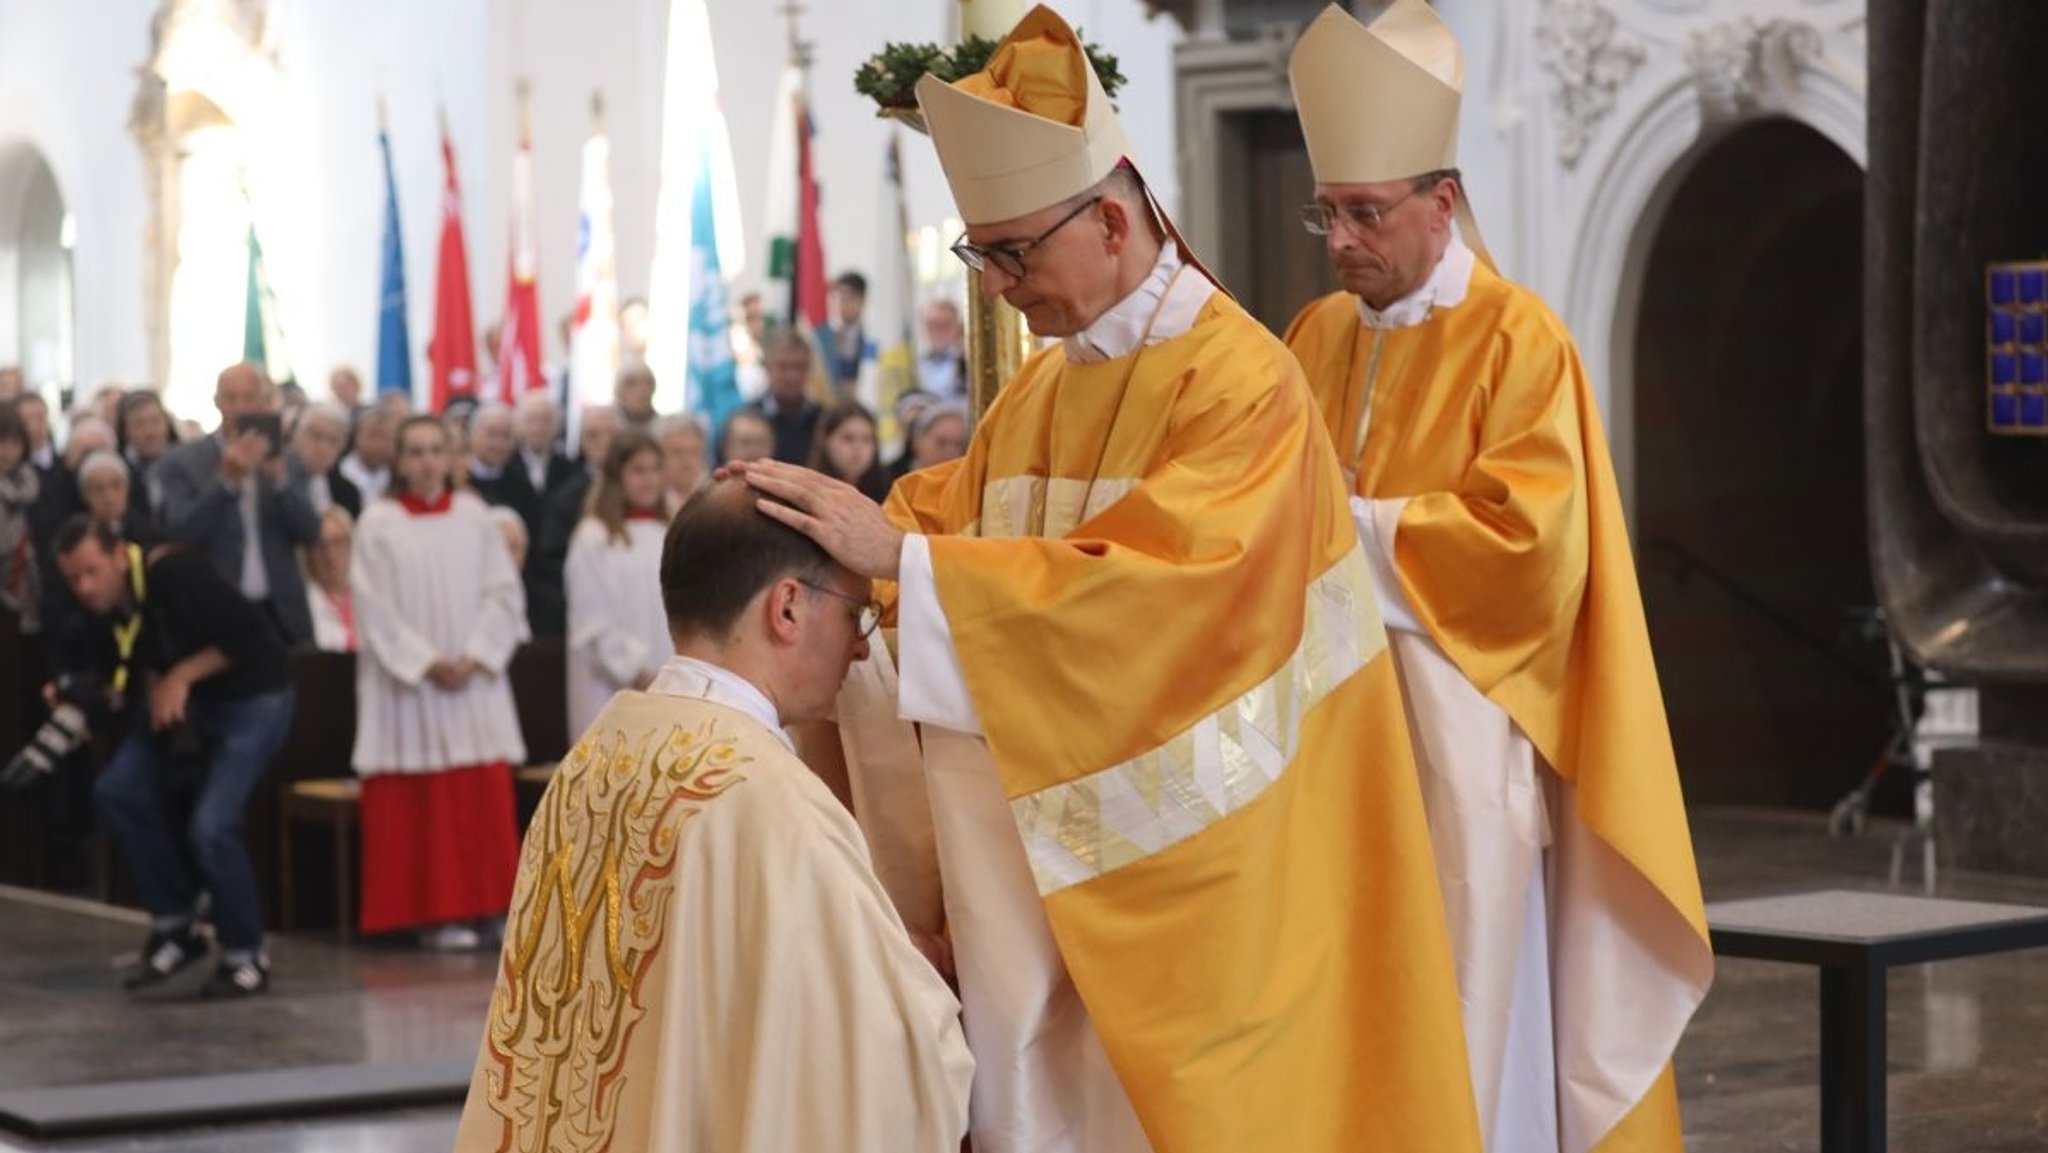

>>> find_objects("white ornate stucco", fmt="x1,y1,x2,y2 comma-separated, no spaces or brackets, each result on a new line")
1466,0,1866,511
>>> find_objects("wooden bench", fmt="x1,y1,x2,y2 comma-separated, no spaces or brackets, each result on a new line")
276,778,360,943
1709,888,2048,1153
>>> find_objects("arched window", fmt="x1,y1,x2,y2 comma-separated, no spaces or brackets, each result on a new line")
0,148,75,407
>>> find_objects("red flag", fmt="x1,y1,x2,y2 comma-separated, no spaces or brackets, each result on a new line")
794,98,828,329
428,124,478,411
497,127,543,403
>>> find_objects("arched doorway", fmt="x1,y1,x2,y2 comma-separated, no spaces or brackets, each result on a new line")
1632,117,1888,810
0,147,74,404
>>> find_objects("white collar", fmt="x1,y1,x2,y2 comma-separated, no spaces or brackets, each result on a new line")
1356,236,1475,330
646,654,792,750
470,460,504,482
1063,241,1213,365
344,454,388,479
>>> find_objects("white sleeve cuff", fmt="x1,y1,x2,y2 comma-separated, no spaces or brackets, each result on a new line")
894,533,984,734
1351,495,1424,635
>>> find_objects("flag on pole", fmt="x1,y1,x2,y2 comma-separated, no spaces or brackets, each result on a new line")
375,118,413,399
764,60,827,329
647,0,746,417
241,220,291,383
428,120,478,412
870,128,918,420
569,95,621,434
685,139,742,434
496,92,544,404
793,94,828,330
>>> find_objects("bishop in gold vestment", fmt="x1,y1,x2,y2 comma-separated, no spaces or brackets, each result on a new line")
741,8,1481,1152
1284,6,1712,1152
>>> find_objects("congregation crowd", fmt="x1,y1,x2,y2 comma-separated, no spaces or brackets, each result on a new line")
0,271,974,988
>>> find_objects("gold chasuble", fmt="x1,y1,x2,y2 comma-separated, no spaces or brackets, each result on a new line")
1284,260,1713,1152
455,685,973,1153
884,293,1481,1153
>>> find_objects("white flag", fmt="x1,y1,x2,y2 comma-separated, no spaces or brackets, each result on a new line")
647,0,745,415
569,120,620,434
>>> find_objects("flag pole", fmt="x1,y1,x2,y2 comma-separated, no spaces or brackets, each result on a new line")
954,0,1031,426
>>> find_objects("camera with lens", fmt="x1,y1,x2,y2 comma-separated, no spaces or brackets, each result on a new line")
1,673,112,790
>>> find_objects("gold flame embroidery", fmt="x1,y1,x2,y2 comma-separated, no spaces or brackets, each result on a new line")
475,716,748,1151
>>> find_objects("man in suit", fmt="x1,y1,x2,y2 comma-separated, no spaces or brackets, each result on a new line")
503,393,576,530
527,403,619,638
466,403,519,511
817,271,877,404
916,298,970,404
155,362,320,648
289,402,361,519
746,332,823,466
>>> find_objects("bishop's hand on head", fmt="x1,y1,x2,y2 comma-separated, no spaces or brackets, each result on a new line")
731,460,907,582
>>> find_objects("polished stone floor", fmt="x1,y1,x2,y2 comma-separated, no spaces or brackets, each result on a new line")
3,807,2048,1151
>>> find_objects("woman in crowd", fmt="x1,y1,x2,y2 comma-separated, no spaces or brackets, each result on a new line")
115,390,177,516
303,505,356,653
350,416,527,950
808,400,890,502
889,403,969,483
0,404,39,636
715,408,776,465
563,430,671,738
74,450,153,544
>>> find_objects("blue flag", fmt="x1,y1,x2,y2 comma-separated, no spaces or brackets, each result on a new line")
376,127,413,398
687,138,740,434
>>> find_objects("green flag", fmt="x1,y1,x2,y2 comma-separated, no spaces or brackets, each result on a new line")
242,222,290,381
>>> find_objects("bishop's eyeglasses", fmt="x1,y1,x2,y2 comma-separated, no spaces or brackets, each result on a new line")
1299,188,1419,237
950,195,1104,279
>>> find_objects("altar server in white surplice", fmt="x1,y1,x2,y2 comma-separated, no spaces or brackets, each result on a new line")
564,429,672,737
455,477,972,1153
350,415,529,949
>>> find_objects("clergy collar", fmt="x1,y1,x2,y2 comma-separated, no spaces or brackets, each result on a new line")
397,489,453,515
647,655,792,751
1356,235,1475,330
470,460,505,482
1063,240,1211,365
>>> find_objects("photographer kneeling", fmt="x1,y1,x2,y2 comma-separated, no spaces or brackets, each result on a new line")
51,516,293,997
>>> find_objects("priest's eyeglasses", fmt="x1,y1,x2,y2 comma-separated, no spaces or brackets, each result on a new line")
798,579,884,638
950,196,1104,279
1299,189,1418,237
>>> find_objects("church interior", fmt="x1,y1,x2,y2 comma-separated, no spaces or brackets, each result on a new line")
4,0,2048,1150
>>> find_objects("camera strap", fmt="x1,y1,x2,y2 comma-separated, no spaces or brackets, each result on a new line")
109,543,147,696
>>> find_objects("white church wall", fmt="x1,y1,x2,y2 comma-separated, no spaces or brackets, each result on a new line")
0,0,154,395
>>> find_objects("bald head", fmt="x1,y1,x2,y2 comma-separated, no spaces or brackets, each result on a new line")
468,404,515,469
214,362,272,426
